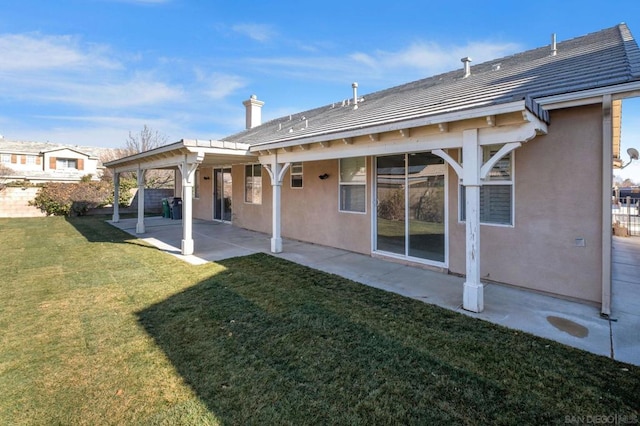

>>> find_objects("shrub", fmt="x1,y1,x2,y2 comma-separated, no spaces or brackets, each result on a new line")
101,177,137,207
30,181,112,216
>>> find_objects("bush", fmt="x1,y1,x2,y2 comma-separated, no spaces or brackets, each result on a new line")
101,177,137,207
30,181,112,216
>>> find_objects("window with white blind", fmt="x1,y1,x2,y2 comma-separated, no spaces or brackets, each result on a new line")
460,145,513,225
339,157,366,213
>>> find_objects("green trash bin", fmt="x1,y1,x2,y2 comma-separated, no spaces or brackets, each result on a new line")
162,198,170,218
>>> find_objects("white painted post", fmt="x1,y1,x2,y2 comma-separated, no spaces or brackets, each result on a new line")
112,172,120,223
462,129,483,312
271,161,283,253
136,166,145,234
181,162,195,255
601,94,613,316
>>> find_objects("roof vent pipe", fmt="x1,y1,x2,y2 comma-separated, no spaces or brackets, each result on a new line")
461,57,472,78
352,82,359,109
551,33,557,56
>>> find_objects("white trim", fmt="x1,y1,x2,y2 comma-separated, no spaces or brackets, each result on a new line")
601,95,613,316
536,81,640,110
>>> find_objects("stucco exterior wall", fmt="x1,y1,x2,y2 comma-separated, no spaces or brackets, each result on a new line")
448,104,604,303
192,167,214,220
231,163,272,233
280,159,371,254
230,159,371,254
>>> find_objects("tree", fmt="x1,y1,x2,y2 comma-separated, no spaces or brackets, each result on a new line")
621,178,637,188
0,164,15,190
125,124,168,154
101,125,174,189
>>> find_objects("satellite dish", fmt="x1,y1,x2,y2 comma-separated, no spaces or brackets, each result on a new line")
628,147,640,161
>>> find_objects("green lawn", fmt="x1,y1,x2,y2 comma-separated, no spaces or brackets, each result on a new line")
1,216,638,425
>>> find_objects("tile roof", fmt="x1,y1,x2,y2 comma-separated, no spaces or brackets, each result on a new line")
225,24,640,147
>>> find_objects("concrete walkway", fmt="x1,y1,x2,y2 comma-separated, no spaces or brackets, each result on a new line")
108,217,640,366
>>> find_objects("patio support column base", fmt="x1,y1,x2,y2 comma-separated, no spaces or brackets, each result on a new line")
181,239,194,256
463,281,484,313
271,237,283,253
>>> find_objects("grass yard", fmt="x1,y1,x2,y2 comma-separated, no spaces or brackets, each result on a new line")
1,216,639,425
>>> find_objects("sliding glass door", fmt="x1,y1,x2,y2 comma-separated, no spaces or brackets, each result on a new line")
376,152,446,264
213,168,232,222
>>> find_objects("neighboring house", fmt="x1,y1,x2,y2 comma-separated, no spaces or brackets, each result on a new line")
106,24,640,315
0,139,109,183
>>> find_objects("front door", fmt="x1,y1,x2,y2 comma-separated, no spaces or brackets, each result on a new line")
375,152,446,264
213,168,232,222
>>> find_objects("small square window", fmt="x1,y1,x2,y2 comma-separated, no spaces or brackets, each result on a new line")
291,162,303,188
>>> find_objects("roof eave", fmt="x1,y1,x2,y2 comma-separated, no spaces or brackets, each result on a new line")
248,99,538,152
536,80,640,110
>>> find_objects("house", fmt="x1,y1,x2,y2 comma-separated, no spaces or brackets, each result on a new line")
105,24,640,315
0,138,108,183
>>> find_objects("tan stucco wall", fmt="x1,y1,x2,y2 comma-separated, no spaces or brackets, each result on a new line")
192,167,213,220
232,159,372,254
448,104,604,303
231,164,272,233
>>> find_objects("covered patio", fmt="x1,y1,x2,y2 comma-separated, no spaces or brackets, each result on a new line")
108,216,640,366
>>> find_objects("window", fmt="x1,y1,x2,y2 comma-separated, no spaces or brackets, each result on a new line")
0,154,10,163
290,162,303,188
245,164,262,204
460,145,513,225
26,155,36,165
339,157,366,213
56,158,77,169
194,169,200,199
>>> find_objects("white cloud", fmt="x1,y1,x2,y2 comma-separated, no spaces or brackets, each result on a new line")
356,40,522,76
194,70,247,100
232,23,276,43
0,33,184,109
246,39,522,88
102,0,171,4
0,33,120,71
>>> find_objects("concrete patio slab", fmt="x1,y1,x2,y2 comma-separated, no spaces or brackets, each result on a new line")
108,217,639,366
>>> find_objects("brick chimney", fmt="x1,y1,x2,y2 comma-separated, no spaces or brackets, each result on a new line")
242,94,264,129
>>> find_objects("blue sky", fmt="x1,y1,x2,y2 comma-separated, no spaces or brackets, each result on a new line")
2,0,640,181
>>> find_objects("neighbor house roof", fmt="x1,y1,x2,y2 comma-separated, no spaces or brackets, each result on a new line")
225,23,640,148
0,139,108,160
